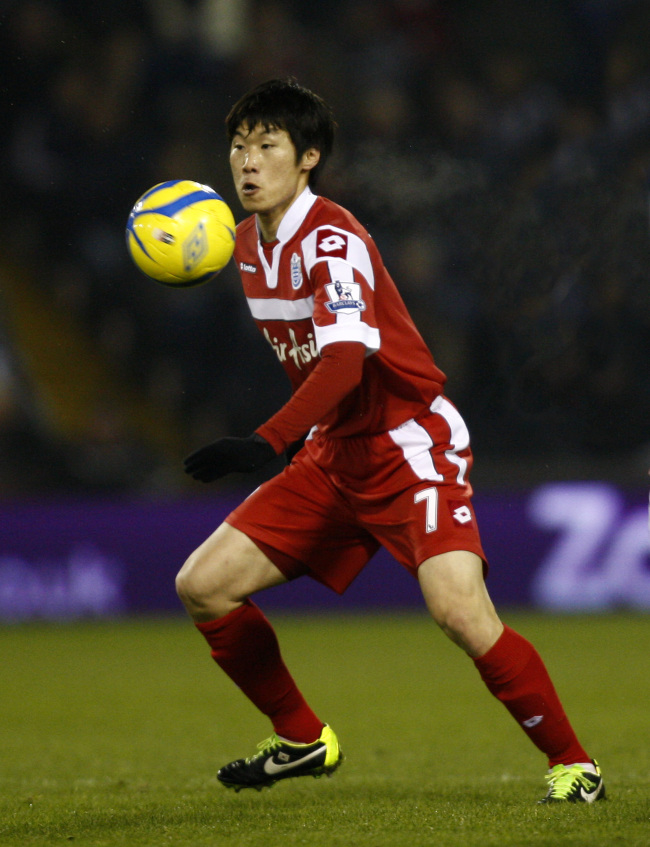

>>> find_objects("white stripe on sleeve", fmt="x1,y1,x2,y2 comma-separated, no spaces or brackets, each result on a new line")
314,322,380,353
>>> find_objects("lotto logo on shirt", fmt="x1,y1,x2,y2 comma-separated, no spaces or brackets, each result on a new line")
316,229,348,258
325,281,366,314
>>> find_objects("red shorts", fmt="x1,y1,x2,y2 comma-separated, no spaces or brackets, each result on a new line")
227,396,487,594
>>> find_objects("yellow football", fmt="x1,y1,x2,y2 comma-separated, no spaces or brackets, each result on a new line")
126,180,236,286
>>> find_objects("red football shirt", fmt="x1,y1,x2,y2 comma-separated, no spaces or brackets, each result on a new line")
234,187,446,446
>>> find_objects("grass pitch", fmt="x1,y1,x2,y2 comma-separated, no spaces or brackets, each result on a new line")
2,612,649,846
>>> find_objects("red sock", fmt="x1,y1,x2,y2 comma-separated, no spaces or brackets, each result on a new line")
195,600,323,743
474,625,589,767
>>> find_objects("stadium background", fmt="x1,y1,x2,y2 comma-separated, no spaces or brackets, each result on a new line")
1,0,650,617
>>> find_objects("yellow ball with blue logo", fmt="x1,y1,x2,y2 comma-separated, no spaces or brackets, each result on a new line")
126,180,236,286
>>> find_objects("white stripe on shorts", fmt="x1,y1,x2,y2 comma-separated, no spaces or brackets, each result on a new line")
389,396,470,485
388,419,444,481
431,395,469,485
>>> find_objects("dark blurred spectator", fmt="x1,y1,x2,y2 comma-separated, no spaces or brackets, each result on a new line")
1,0,650,493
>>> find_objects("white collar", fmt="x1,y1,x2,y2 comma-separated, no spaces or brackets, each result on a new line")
256,186,318,245
255,187,318,289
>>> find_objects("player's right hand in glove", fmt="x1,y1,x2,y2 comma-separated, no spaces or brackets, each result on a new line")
285,436,306,465
183,433,276,483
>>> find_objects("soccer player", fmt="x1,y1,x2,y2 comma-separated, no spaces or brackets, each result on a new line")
176,78,604,803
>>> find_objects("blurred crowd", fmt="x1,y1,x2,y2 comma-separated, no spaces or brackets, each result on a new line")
1,0,650,495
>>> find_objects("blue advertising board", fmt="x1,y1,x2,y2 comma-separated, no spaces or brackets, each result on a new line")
0,483,648,620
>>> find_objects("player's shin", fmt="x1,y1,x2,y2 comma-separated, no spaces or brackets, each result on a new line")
473,625,590,767
195,599,324,743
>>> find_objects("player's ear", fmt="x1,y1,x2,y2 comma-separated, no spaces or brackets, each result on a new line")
301,147,321,172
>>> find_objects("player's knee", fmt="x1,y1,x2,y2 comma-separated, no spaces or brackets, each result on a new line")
175,556,194,606
175,551,204,609
436,604,478,642
176,548,229,616
433,601,502,657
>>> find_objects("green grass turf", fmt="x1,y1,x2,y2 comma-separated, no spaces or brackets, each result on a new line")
1,611,649,846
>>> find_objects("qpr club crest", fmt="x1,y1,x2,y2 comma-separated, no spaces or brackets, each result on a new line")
290,252,303,289
325,281,366,314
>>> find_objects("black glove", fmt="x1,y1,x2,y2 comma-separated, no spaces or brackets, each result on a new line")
183,433,276,483
285,436,306,465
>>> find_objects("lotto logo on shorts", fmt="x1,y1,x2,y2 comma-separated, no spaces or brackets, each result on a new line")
450,501,472,525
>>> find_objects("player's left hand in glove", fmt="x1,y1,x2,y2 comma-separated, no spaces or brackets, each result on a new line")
183,433,276,483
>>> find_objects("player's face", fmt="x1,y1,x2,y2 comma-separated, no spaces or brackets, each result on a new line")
230,123,319,241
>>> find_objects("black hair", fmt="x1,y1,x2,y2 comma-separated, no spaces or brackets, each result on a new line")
226,78,336,186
